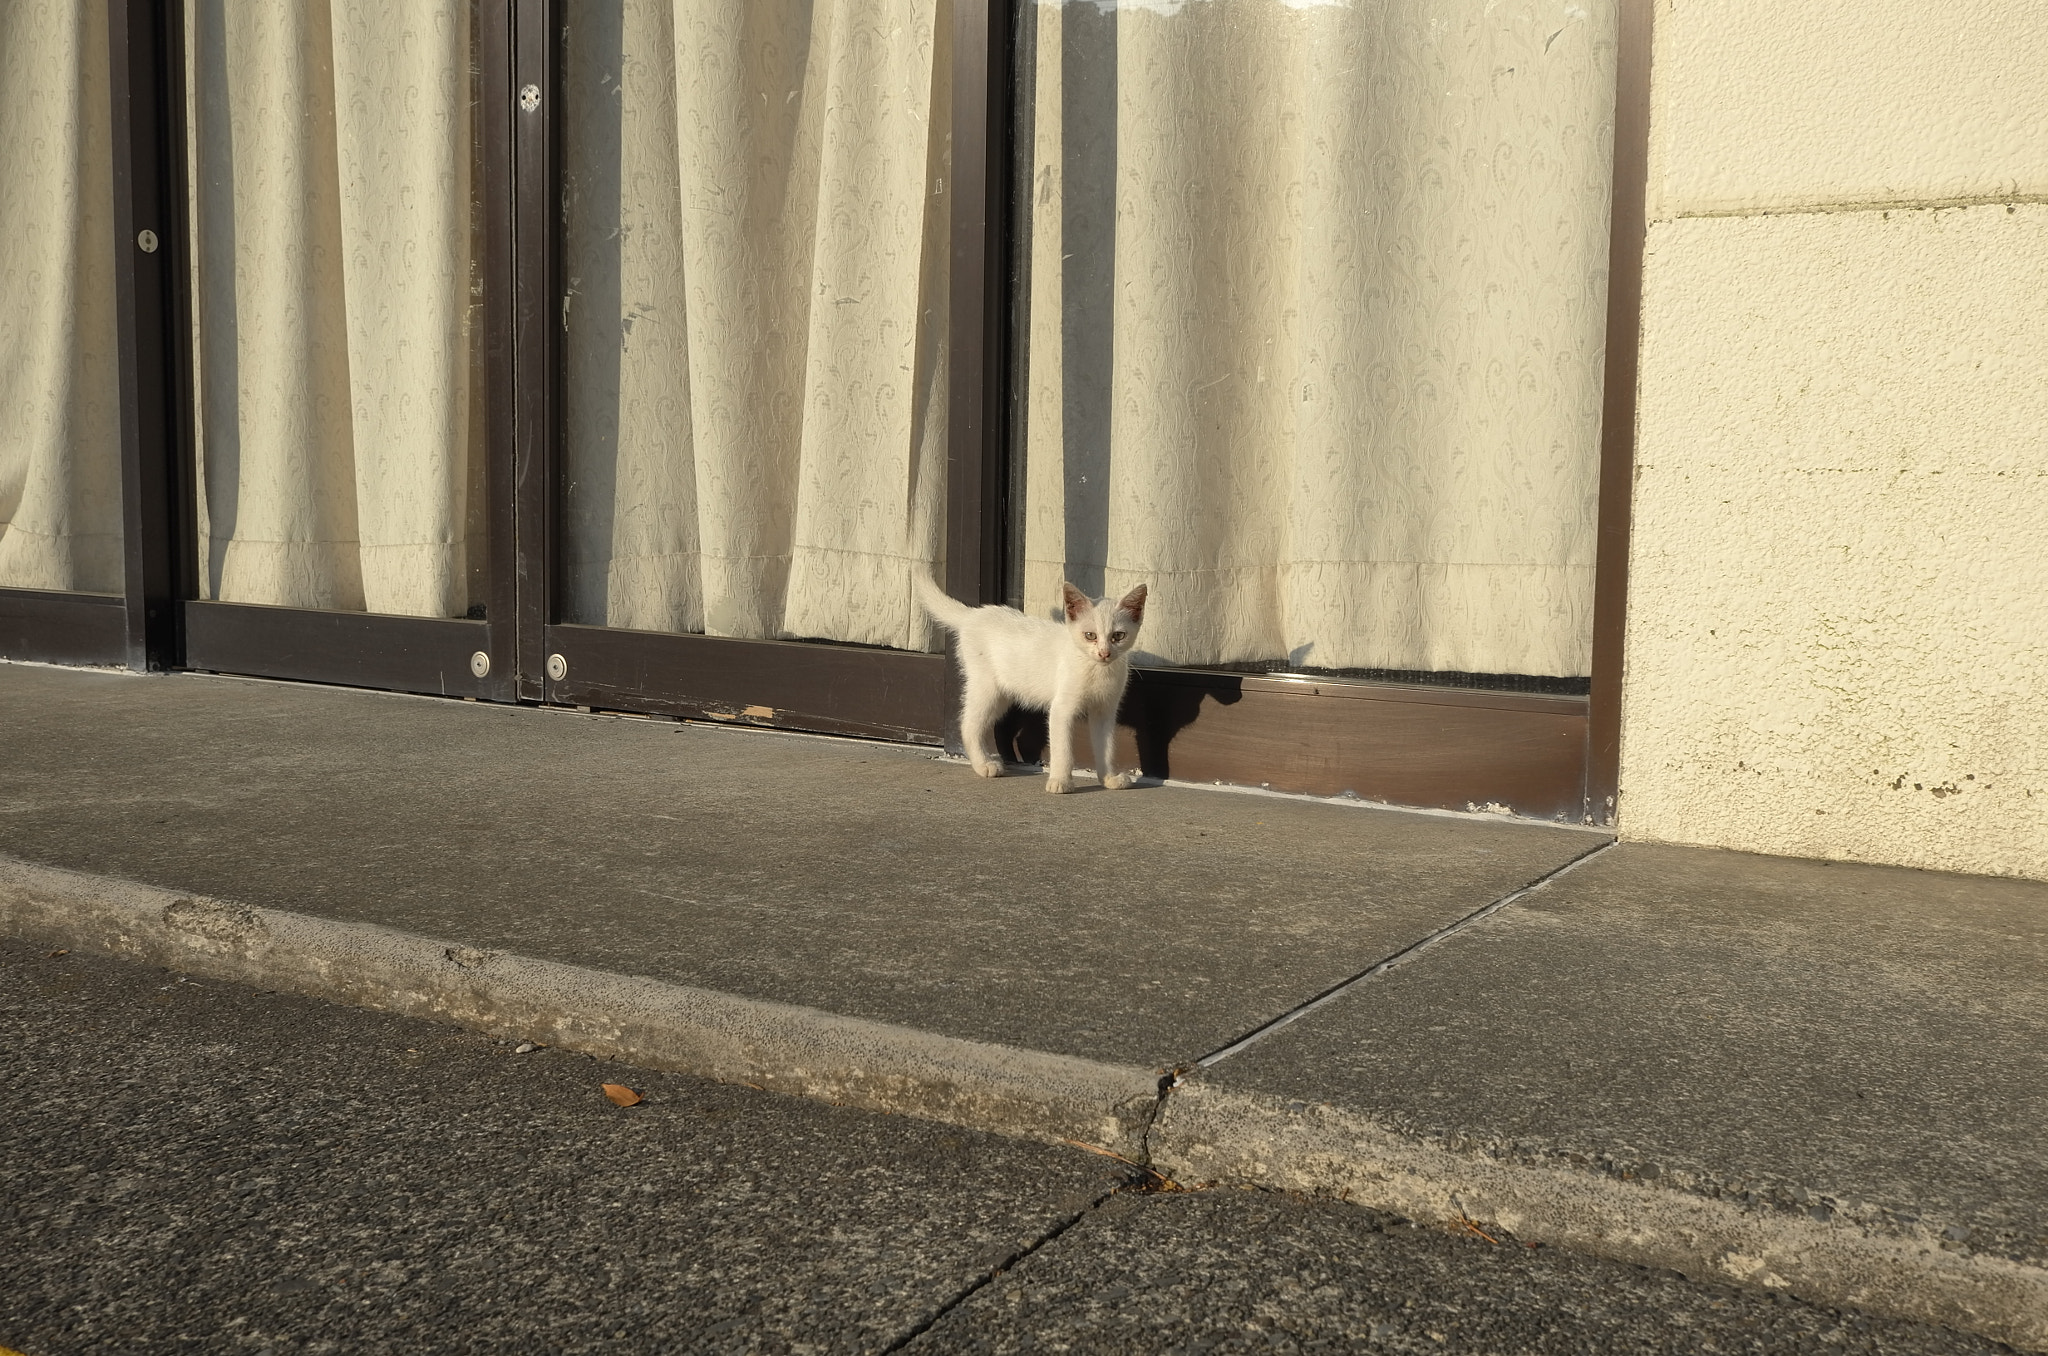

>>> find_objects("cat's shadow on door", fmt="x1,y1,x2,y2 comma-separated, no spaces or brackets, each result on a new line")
991,671,1243,785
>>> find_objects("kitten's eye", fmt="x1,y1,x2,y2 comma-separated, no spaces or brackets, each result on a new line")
1083,631,1097,642
1110,631,1126,643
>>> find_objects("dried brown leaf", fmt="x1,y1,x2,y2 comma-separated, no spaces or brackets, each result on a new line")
602,1082,643,1107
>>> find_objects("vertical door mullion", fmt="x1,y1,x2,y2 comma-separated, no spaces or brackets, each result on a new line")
940,0,1015,753
946,0,1012,611
107,0,196,672
478,1,521,701
509,0,561,702
1584,0,1654,827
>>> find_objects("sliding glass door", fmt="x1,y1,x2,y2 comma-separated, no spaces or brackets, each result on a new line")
7,0,1647,822
170,0,515,697
1003,0,1618,814
532,0,953,739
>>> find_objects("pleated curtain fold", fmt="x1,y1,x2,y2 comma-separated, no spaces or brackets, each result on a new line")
561,0,952,653
188,0,482,618
0,0,122,594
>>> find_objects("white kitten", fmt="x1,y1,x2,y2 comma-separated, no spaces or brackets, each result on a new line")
917,576,1149,793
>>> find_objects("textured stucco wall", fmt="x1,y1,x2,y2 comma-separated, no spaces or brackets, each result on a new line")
1646,0,2048,215
1621,2,2048,880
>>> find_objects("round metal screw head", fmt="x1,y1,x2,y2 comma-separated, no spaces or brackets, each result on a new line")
468,650,490,678
137,229,159,253
546,652,568,681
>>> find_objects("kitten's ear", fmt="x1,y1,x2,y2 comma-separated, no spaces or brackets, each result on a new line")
1061,582,1092,621
1117,583,1148,623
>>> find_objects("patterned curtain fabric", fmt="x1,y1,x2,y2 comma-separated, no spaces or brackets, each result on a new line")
561,0,952,651
1020,0,1616,677
0,0,122,594
187,0,484,618
4,0,1605,667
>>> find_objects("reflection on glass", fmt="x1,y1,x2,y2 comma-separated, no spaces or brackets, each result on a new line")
185,2,486,618
0,1,122,594
560,0,951,652
1014,0,1615,686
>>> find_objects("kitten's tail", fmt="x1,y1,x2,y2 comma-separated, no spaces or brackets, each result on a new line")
915,572,975,633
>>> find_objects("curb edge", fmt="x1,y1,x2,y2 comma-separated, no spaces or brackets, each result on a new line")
0,856,1160,1157
1152,1079,2048,1353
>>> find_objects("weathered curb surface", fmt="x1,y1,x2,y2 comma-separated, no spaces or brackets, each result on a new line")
1150,1079,2048,1353
0,857,1160,1157
7,853,2043,1352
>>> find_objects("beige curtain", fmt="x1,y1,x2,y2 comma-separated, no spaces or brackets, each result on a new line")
1023,0,1616,677
562,0,951,652
0,0,122,594
188,0,484,617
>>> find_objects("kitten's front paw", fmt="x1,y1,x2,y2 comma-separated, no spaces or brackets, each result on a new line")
1101,772,1135,790
971,759,1004,779
1045,774,1074,794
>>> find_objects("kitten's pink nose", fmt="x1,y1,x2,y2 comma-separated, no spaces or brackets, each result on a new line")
1096,649,1111,662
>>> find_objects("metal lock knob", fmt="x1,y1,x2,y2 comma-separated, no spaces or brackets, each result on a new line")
469,650,490,678
137,229,159,253
546,652,568,681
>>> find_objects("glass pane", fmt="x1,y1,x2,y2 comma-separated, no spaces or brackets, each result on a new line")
560,0,950,652
1012,0,1615,691
185,2,488,618
0,1,123,595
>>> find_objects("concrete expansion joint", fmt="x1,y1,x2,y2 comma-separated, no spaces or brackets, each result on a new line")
880,1166,1189,1352
1191,838,1618,1070
888,1077,1203,1352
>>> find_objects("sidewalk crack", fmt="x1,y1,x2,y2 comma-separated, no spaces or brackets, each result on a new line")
1138,1067,1185,1166
1192,839,1617,1069
880,1171,1158,1352
885,1081,1194,1351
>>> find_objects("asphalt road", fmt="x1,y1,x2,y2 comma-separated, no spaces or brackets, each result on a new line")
0,939,2012,1355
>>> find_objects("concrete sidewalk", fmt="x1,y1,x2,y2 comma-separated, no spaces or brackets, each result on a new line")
6,936,2006,1355
3,662,2044,1349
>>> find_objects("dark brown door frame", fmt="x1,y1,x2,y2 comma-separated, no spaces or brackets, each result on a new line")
479,0,525,700
1584,0,1653,829
93,0,520,702
1,0,190,672
947,0,1012,616
507,0,954,741
106,0,193,672
955,0,1651,825
60,0,1647,824
0,589,126,667
508,0,555,707
931,0,1017,756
